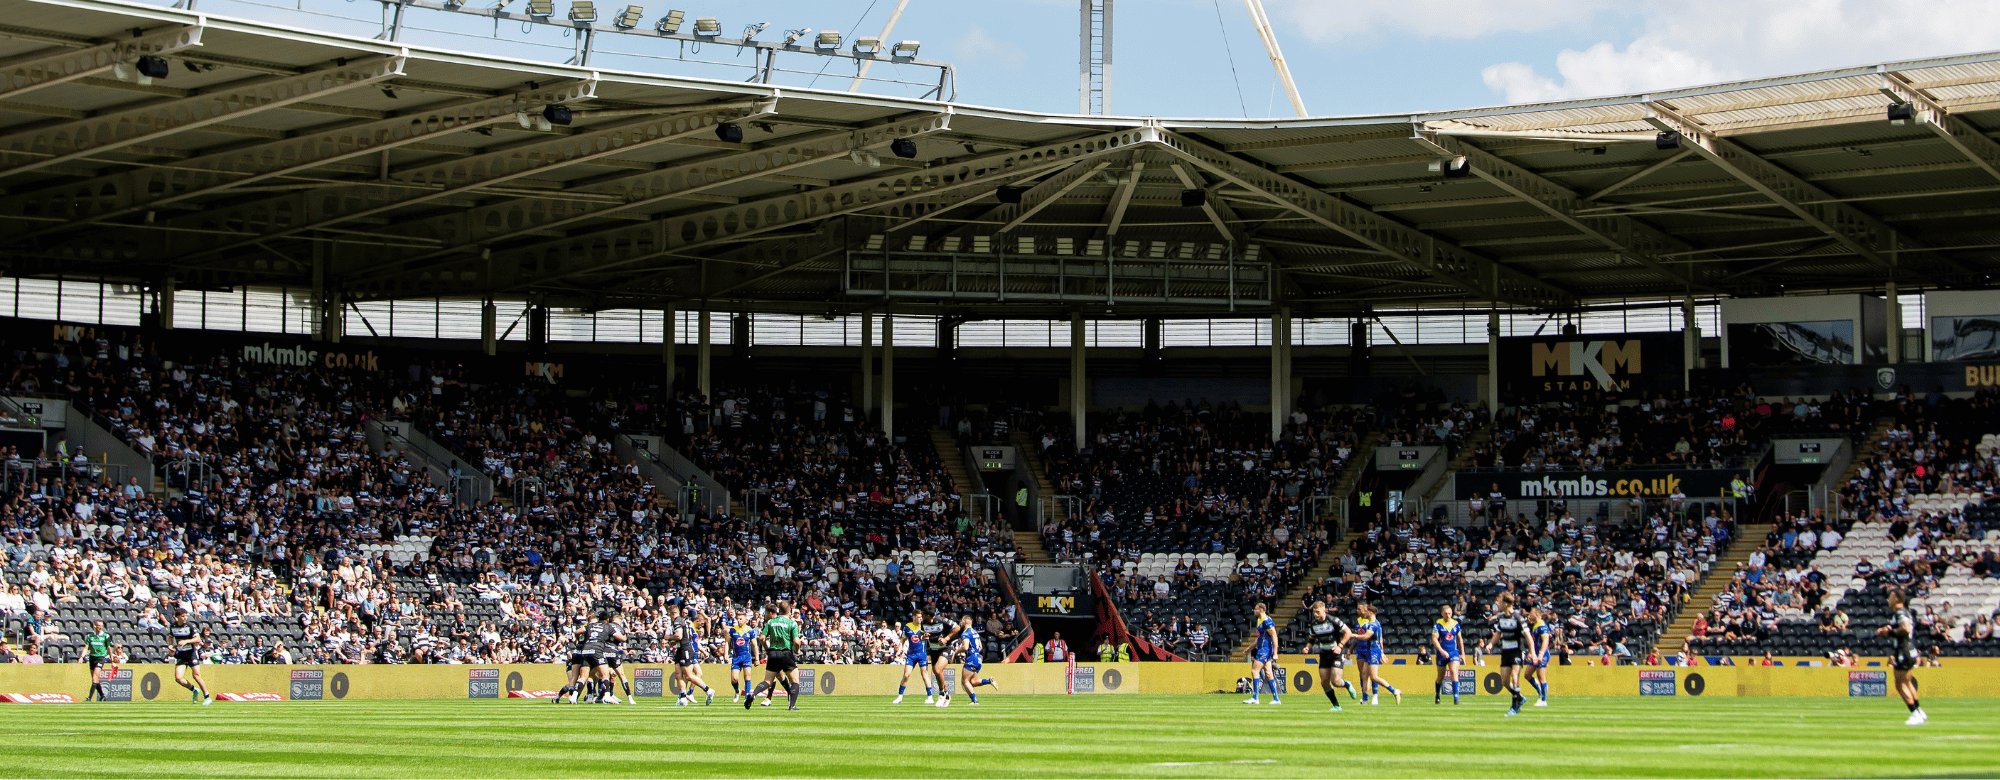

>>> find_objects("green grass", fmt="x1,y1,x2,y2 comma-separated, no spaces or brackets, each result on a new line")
2,694,1996,778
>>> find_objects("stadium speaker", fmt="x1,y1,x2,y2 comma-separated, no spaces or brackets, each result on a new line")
715,122,744,143
888,137,919,159
996,185,1026,204
135,55,170,79
1180,189,1206,208
1654,131,1681,150
541,104,572,126
1887,102,1918,126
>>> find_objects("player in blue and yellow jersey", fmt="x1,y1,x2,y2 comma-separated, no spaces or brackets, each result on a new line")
1526,604,1554,707
728,609,760,704
1431,604,1463,705
1243,602,1282,705
1350,603,1401,705
893,608,933,704
951,615,998,705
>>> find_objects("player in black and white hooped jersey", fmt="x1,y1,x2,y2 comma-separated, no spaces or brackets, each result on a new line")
1305,600,1358,711
1481,593,1529,717
168,611,212,706
1878,587,1927,725
601,610,635,705
669,603,715,706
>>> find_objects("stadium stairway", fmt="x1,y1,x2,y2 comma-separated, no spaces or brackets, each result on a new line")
929,428,1051,563
1011,430,1068,537
1227,432,1381,660
929,429,976,500
1418,428,1489,509
1654,521,1774,653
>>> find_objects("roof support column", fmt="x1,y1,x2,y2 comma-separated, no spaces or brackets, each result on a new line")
662,302,677,391
697,305,712,402
1071,313,1087,452
1683,296,1698,392
481,301,497,357
860,313,875,423
1271,307,1291,443
881,315,896,437
1886,278,1901,364
1487,311,1501,420
157,277,176,332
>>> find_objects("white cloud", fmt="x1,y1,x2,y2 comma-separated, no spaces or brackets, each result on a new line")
952,25,1028,71
1478,0,2000,103
1278,0,1612,43
1482,37,1726,104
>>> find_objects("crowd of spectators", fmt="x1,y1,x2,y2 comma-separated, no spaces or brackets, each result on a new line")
0,331,1027,667
1468,387,1874,473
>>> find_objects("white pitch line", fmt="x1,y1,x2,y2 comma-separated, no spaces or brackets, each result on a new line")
1151,760,1279,767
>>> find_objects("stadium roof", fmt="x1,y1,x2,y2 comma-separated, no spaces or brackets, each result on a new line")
4,0,2000,319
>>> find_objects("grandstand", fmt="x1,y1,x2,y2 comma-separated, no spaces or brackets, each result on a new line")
0,0,1996,705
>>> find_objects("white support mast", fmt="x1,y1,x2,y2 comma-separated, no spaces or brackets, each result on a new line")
1242,0,1307,117
847,0,913,92
1080,0,1112,114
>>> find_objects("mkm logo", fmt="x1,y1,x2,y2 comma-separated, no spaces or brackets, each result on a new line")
1530,339,1644,392
51,324,98,343
1036,596,1076,615
525,362,565,383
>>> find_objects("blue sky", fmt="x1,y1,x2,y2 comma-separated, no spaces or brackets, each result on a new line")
190,0,2000,118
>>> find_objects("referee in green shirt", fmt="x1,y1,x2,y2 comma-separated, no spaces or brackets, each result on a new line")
745,601,803,711
84,620,112,702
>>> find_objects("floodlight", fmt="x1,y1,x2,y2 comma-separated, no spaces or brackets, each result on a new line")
1180,189,1206,208
656,9,684,32
995,185,1026,204
1428,156,1470,179
741,22,767,40
715,122,744,143
1654,131,1681,150
542,104,573,126
891,40,919,57
852,37,881,53
568,1,595,21
815,30,841,49
135,55,170,79
1887,102,1917,126
526,0,553,17
783,27,811,46
693,17,721,36
888,138,918,159
614,5,643,27
850,150,882,168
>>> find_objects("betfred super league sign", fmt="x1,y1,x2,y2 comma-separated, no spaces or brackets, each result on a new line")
1499,332,1684,400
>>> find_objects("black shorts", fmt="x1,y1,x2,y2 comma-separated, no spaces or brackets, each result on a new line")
174,649,200,667
675,649,700,667
1499,648,1522,667
766,650,797,673
604,655,623,669
88,656,108,672
1317,650,1345,669
570,652,600,668
1893,650,1919,672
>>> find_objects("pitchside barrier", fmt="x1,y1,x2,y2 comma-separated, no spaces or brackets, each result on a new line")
3,662,1997,701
